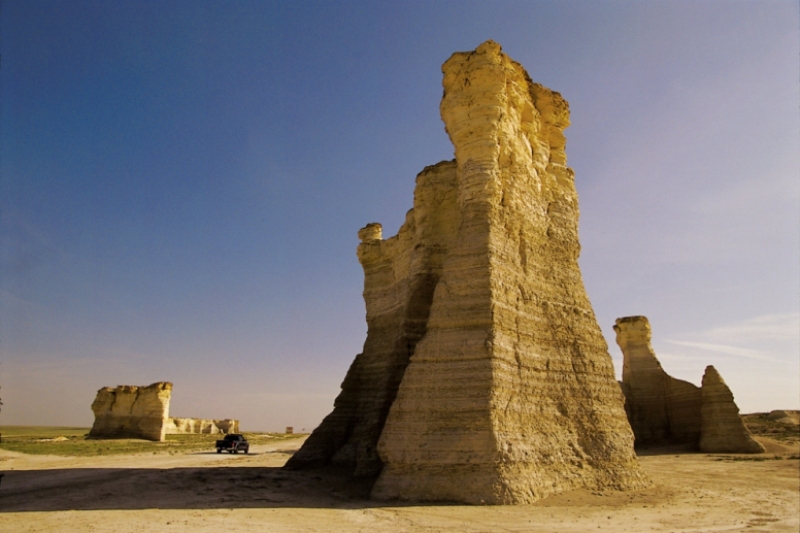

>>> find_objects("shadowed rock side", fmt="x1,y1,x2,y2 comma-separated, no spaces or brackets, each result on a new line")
615,316,764,454
284,161,460,477
700,366,765,453
371,41,648,504
614,317,702,447
88,382,173,442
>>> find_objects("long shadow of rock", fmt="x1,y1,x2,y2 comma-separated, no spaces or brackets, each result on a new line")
0,466,395,512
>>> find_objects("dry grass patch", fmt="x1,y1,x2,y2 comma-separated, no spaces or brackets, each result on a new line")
0,426,303,457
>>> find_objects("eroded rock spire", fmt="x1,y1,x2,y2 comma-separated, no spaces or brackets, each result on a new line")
287,41,649,504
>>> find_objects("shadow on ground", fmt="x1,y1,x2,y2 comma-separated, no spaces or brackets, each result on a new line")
0,466,394,512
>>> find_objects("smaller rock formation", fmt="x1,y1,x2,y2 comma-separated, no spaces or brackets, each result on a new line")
615,316,764,453
170,418,238,434
699,366,765,453
89,382,172,441
89,383,240,441
165,418,239,435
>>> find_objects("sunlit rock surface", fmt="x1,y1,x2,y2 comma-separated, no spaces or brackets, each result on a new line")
88,382,172,441
288,40,649,504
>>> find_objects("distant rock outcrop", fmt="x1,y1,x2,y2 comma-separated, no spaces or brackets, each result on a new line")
166,418,239,435
699,366,765,453
766,410,800,425
287,40,649,504
89,383,239,441
615,316,764,453
89,382,172,441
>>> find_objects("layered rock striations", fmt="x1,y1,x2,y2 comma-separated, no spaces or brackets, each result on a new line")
285,160,460,477
89,383,240,441
614,317,701,447
699,366,765,453
615,316,764,453
289,41,648,504
88,382,172,441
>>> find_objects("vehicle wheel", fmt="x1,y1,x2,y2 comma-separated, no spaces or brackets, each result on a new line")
233,449,238,454
245,448,249,454
216,449,221,454
228,449,233,454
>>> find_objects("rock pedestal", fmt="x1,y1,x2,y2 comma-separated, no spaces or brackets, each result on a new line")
88,382,172,441
287,40,649,504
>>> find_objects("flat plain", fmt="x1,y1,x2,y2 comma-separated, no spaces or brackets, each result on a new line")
0,421,797,533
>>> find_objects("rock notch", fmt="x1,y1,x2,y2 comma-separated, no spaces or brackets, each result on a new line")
614,316,764,453
287,41,648,504
89,382,240,441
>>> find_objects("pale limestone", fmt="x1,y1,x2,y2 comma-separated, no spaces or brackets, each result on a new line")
290,41,648,504
89,383,239,441
88,382,172,441
165,418,239,435
615,316,764,454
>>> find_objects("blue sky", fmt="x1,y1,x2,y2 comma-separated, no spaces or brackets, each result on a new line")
1,1,798,431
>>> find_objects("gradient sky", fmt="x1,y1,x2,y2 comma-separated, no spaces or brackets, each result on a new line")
1,1,798,431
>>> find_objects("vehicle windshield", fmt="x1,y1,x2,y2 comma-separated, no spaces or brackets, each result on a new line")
223,434,239,441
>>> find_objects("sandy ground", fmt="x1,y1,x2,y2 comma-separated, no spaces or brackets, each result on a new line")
0,437,797,533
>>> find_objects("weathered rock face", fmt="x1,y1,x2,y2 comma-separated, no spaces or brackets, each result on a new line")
699,366,765,453
615,316,764,453
614,316,702,447
165,418,239,435
88,382,172,441
289,41,648,504
285,160,460,477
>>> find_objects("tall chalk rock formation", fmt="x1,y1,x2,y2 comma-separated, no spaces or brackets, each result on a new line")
614,316,702,447
287,41,648,504
615,316,764,453
88,382,172,441
699,366,765,453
